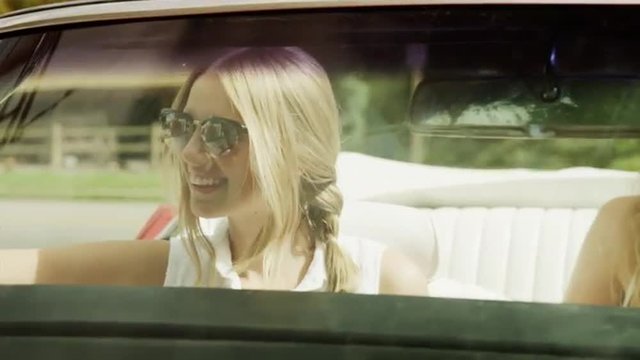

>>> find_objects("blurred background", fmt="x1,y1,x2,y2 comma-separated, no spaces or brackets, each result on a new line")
0,0,69,13
1,3,640,248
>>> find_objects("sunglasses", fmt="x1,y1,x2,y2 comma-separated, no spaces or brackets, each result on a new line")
159,108,248,156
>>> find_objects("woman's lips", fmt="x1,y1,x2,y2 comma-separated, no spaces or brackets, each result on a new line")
189,177,228,194
189,178,227,194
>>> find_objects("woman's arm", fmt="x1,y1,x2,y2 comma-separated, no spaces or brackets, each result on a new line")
564,197,640,306
0,240,169,286
379,247,429,296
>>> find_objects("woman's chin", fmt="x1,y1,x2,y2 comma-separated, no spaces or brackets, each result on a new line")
190,201,226,219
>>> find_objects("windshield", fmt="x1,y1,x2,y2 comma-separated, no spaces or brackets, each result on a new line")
1,5,640,310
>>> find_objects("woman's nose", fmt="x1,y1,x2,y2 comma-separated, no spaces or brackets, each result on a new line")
180,127,210,167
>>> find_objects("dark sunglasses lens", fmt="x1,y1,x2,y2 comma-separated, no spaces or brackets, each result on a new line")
161,110,190,138
202,120,239,155
160,110,194,151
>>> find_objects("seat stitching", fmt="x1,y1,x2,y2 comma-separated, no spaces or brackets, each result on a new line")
425,209,440,279
502,208,515,297
448,208,460,277
530,209,544,301
474,208,489,285
562,209,577,295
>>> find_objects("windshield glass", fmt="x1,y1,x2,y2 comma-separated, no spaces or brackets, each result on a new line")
1,5,639,308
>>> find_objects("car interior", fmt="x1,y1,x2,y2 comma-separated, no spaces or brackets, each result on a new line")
1,1,640,358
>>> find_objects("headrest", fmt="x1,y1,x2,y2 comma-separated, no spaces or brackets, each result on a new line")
337,152,640,208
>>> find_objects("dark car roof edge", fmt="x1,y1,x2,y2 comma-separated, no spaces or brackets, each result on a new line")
1,0,640,36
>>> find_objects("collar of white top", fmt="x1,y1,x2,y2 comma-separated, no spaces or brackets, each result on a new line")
206,217,327,291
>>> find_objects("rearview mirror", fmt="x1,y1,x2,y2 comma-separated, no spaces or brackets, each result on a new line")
410,78,640,139
409,36,640,139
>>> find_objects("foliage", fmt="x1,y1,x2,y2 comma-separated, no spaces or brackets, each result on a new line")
0,168,163,200
336,73,640,171
0,0,69,14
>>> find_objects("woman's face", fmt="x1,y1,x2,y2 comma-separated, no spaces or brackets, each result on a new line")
180,73,262,218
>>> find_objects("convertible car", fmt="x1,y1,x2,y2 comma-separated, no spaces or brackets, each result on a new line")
1,0,640,358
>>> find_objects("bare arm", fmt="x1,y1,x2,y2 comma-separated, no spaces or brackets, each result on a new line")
379,247,429,296
564,197,640,306
0,240,169,286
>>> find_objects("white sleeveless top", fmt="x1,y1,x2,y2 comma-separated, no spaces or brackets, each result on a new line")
164,218,387,294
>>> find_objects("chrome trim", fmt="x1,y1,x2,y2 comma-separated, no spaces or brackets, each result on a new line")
0,0,639,36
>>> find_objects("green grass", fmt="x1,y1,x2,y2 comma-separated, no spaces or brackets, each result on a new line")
0,169,165,201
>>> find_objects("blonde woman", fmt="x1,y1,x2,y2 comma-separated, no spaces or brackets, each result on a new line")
565,196,640,307
0,47,427,295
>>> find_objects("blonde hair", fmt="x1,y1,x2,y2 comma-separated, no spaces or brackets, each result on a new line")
625,227,640,306
169,47,358,292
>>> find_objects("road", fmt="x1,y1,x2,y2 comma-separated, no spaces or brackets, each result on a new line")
0,199,160,248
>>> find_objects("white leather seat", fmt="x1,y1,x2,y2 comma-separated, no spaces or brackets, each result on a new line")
337,152,640,303
426,207,596,302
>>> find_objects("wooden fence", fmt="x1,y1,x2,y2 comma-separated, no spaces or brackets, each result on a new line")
1,121,410,170
1,123,164,169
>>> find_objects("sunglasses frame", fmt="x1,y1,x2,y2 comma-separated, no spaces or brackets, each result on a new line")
159,108,248,156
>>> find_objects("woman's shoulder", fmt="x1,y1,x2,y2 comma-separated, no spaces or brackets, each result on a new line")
587,196,640,283
600,196,640,218
594,196,640,249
